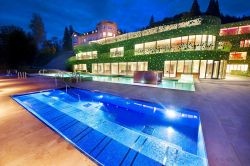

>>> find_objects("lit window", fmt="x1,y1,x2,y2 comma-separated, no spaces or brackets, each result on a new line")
239,25,250,34
240,39,250,48
135,43,144,55
229,52,247,60
226,64,248,73
103,32,106,37
110,47,124,57
107,32,113,37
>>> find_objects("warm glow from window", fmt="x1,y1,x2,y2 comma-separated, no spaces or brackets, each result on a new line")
229,52,247,60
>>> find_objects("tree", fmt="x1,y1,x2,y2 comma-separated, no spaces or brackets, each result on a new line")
206,0,220,17
63,27,72,50
0,26,37,68
190,0,201,17
149,15,155,27
69,25,74,36
29,13,46,47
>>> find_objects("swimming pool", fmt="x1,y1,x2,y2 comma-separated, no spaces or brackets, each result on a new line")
41,73,195,91
13,88,207,165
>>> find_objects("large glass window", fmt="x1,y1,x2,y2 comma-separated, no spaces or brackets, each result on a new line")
137,62,148,71
226,64,248,73
239,25,250,34
75,64,87,71
207,35,214,50
135,44,144,55
92,63,98,74
184,60,192,73
181,36,188,51
240,39,250,48
195,35,202,50
192,60,200,73
156,39,168,53
170,61,177,77
199,60,207,78
206,60,213,78
177,60,184,73
201,35,207,50
229,52,247,60
98,63,104,74
111,63,119,75
187,35,195,50
164,61,171,77
212,61,219,78
171,37,182,52
144,41,156,54
104,63,111,74
119,63,127,75
127,62,137,75
110,47,124,57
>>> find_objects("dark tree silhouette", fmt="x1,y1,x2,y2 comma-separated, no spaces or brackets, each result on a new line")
190,0,201,17
29,13,46,47
0,26,37,68
206,0,220,17
149,15,155,27
63,27,72,50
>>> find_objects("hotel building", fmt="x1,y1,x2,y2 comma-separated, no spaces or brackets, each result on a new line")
69,16,250,79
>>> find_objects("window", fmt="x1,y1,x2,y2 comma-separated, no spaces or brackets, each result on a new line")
74,64,87,71
184,60,192,73
76,51,97,60
206,60,213,78
119,63,127,75
110,47,124,57
103,32,107,37
135,43,144,55
171,37,182,52
177,60,184,73
164,61,170,77
226,64,248,73
137,62,148,71
229,52,247,60
170,61,177,77
240,39,250,48
239,25,250,34
144,41,156,54
219,27,238,36
107,32,113,37
181,36,188,50
201,35,207,50
92,64,98,73
187,35,195,50
98,63,104,74
199,60,207,78
127,62,137,75
104,63,111,74
111,63,119,75
207,35,214,50
192,60,200,73
195,35,202,50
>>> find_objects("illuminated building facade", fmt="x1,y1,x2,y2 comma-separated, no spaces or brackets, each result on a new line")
70,16,250,79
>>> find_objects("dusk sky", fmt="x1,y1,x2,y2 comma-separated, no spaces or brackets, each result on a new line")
0,0,250,39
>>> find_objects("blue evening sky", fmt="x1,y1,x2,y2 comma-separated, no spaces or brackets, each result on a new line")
0,0,250,39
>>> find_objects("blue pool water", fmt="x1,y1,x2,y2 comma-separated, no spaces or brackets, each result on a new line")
42,73,195,91
13,88,207,165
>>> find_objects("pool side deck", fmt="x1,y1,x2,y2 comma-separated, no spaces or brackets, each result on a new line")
1,76,250,166
0,77,96,166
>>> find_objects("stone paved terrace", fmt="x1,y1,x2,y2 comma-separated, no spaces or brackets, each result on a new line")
1,75,250,166
0,77,96,166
